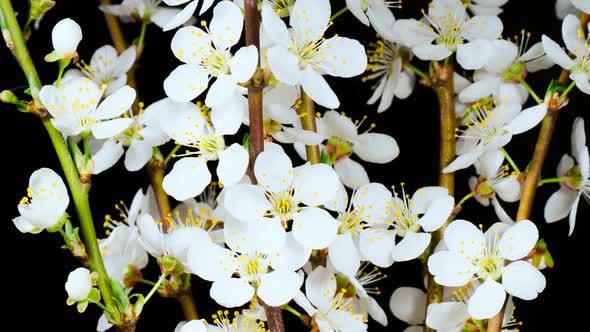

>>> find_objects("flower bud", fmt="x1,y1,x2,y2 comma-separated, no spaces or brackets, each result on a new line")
29,0,55,21
46,18,82,61
0,90,19,104
65,267,92,301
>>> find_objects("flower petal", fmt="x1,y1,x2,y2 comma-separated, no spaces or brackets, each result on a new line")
91,118,133,139
502,261,546,300
267,45,303,85
389,287,426,325
258,270,302,306
209,0,243,50
467,278,506,320
163,157,211,201
359,228,395,267
164,64,208,102
210,278,254,307
498,219,538,260
301,66,340,108
541,35,575,69
503,104,547,134
392,231,431,262
217,143,249,188
292,208,338,249
353,133,399,163
544,187,578,223
292,163,340,206
328,233,360,277
426,302,469,331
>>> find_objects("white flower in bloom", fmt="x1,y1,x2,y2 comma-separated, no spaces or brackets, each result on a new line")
468,0,509,16
99,189,149,286
343,264,389,326
542,14,590,94
45,18,82,61
392,0,503,69
458,33,553,105
364,39,415,113
428,220,546,319
294,266,368,332
65,267,93,302
165,1,257,105
544,117,589,235
160,101,248,201
324,182,393,275
469,150,521,224
39,78,136,138
262,0,367,108
65,45,136,96
444,100,547,173
346,0,398,41
93,98,170,173
100,0,196,29
178,314,266,332
224,144,340,251
13,168,69,234
386,185,455,262
161,0,216,31
187,220,303,307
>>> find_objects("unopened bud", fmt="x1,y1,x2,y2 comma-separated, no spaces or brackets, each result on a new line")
0,90,19,104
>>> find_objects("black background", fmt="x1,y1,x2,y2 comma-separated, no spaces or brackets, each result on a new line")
1,0,588,331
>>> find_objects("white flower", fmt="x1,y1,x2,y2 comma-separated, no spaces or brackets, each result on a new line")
542,14,590,94
468,0,509,16
187,222,303,307
392,0,503,69
294,266,368,332
389,287,428,330
100,0,196,29
91,98,171,174
386,185,455,262
346,0,398,41
46,18,82,61
65,267,93,302
458,33,553,105
13,168,69,234
364,39,415,113
544,117,589,235
159,100,248,201
343,263,389,326
165,1,257,105
262,0,367,108
178,312,266,332
324,182,394,274
39,77,136,138
428,220,546,319
224,144,340,251
65,45,136,96
99,189,149,286
444,100,547,173
161,0,216,31
469,150,521,224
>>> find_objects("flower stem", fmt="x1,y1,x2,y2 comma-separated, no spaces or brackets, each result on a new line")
177,292,199,320
282,304,303,318
538,177,566,186
330,6,348,21
164,144,182,166
425,62,456,331
244,0,265,172
95,301,109,312
517,76,542,104
83,135,90,164
136,22,147,48
499,147,520,173
144,273,167,305
0,0,116,310
138,278,158,287
558,81,576,103
456,191,476,208
403,63,431,83
56,58,69,87
298,89,321,164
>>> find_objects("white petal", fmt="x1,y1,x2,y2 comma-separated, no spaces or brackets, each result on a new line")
210,278,254,307
363,296,388,326
412,43,452,61
462,15,503,40
292,163,340,206
93,85,135,120
217,143,249,188
443,147,483,173
571,72,590,94
179,320,207,332
417,195,454,232
210,95,246,135
345,0,369,25
562,13,585,56
392,231,431,262
353,133,399,163
544,187,578,223
503,104,547,134
457,39,494,70
171,26,211,64
91,118,133,139
267,46,303,85
568,194,581,236
392,19,437,47
229,45,258,83
261,2,291,47
502,261,546,300
305,266,336,312
92,140,124,174
389,287,426,325
12,216,39,234
210,0,243,49
411,186,449,214
205,75,239,108
327,233,360,277
484,40,519,73
475,149,504,179
163,157,211,201
136,214,164,257
366,1,396,41
292,208,338,249
258,270,302,306
426,302,469,331
541,35,575,69
223,184,271,223
187,242,236,281
467,278,506,320
444,219,485,258
352,182,392,222
572,117,587,157
290,0,330,43
322,110,359,140
164,64,208,102
571,0,590,13
427,251,474,287
359,228,395,267
316,37,367,78
124,141,153,172
491,198,515,224
458,76,501,103
334,158,370,189
254,147,294,193
498,219,538,260
163,0,199,31
301,66,340,108
270,232,312,271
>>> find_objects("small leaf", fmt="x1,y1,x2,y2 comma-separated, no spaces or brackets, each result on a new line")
110,278,129,307
131,294,145,316
23,87,31,96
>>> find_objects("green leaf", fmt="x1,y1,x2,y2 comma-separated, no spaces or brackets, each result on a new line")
23,87,31,96
320,150,332,165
